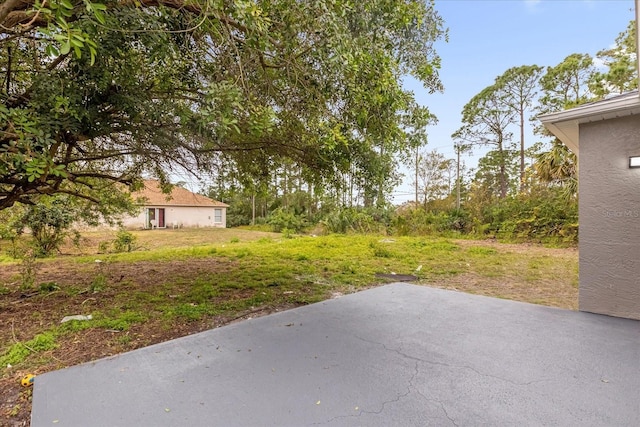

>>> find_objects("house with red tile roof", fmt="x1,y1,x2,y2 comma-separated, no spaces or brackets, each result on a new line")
121,180,229,229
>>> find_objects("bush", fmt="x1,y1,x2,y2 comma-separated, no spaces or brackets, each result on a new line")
392,208,470,236
267,208,308,233
14,197,79,257
0,208,24,258
113,229,138,253
321,207,390,234
478,188,578,243
98,229,139,253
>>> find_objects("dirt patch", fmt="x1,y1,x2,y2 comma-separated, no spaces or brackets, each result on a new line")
423,271,578,310
453,238,578,256
375,273,418,282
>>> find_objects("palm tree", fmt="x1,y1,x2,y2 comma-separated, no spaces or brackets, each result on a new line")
533,140,577,200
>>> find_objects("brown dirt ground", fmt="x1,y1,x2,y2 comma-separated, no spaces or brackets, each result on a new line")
434,240,578,309
0,240,578,426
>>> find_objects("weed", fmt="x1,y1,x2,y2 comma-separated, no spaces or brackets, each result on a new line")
8,404,21,417
426,241,460,252
113,229,138,253
90,275,107,293
467,246,497,255
97,240,111,253
230,237,240,243
0,331,58,367
338,261,357,274
168,303,218,321
95,311,148,331
19,249,38,290
233,248,252,258
369,242,393,258
28,332,58,351
90,259,108,292
116,334,133,345
59,319,94,333
282,228,295,239
38,282,60,293
0,344,29,367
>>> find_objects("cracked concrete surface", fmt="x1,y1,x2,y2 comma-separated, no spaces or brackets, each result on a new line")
32,283,640,426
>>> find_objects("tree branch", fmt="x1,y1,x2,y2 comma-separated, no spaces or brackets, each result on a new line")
0,0,28,27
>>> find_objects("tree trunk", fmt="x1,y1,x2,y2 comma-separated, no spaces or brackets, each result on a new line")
498,138,507,199
415,148,419,206
251,193,256,225
456,148,461,210
519,106,525,192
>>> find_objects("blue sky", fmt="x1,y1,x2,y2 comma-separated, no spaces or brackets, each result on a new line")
393,0,636,202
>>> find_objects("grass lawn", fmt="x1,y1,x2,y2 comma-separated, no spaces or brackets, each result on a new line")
0,228,578,425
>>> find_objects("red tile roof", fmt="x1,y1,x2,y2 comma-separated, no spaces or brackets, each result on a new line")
132,180,228,207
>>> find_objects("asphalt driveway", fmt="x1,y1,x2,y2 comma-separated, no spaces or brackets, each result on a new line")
31,283,640,426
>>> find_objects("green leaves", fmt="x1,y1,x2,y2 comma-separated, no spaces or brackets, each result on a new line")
23,158,67,183
539,53,595,112
84,1,107,25
1,0,446,211
590,20,637,97
25,159,46,183
33,0,104,63
60,0,74,9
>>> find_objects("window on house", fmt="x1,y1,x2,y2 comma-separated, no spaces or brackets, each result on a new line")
214,209,222,223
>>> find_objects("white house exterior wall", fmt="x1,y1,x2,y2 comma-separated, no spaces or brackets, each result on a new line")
121,206,227,229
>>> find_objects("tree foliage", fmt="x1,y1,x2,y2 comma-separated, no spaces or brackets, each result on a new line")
452,84,515,198
495,65,543,191
410,149,452,207
537,53,595,114
533,140,577,198
590,20,638,97
0,0,446,210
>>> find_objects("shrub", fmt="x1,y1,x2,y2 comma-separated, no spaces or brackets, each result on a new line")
321,207,389,234
113,229,138,253
15,197,79,257
19,249,38,290
479,188,578,243
267,208,308,233
393,208,470,236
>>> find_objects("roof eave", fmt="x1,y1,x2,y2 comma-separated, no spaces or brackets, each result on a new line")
138,203,229,208
539,93,640,154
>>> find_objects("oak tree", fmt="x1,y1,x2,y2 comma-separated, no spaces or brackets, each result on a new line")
0,0,446,210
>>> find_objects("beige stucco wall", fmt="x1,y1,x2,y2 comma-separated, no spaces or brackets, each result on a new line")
579,115,640,320
121,206,227,229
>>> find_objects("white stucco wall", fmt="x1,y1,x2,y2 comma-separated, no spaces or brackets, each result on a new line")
121,206,227,229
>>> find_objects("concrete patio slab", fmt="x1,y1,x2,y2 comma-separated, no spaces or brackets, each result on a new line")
32,283,639,426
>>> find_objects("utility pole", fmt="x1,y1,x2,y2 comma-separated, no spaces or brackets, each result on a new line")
415,147,419,206
456,143,461,210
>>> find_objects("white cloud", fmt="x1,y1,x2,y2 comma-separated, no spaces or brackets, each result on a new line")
524,0,542,14
593,57,607,69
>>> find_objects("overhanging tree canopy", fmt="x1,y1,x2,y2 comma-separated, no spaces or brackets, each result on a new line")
0,0,445,209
